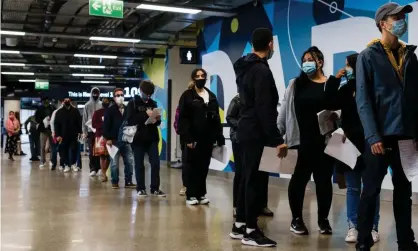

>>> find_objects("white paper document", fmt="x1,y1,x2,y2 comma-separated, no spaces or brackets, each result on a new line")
85,119,96,133
145,108,162,125
212,146,228,164
398,140,418,182
43,116,50,128
317,110,338,135
259,147,298,174
106,145,119,159
324,128,361,169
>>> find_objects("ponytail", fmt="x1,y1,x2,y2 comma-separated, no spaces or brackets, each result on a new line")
188,81,195,89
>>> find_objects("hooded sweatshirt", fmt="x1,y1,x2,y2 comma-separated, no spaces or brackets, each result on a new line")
234,53,283,147
82,87,102,134
356,39,418,145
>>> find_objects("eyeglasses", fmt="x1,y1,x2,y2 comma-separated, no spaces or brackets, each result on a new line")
115,94,124,98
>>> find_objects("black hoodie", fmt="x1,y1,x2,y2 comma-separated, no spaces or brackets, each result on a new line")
126,96,161,144
234,53,283,147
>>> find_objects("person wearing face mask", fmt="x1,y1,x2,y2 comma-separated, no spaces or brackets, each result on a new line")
333,54,381,244
277,46,340,236
92,97,111,182
5,111,20,161
54,98,82,173
178,68,225,206
127,80,166,197
230,28,286,247
103,88,135,189
82,87,103,177
34,96,55,168
50,102,64,170
355,3,418,251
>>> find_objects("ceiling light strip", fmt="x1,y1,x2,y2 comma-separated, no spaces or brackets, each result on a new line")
81,81,110,84
0,50,20,54
136,4,201,14
0,30,26,36
69,65,106,69
89,37,141,43
73,54,117,59
2,72,34,75
0,63,26,66
72,73,105,77
19,79,36,82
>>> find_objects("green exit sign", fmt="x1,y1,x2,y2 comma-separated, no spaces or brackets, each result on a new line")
35,80,49,90
89,0,124,19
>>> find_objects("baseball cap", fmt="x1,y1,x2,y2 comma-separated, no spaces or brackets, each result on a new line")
375,3,413,25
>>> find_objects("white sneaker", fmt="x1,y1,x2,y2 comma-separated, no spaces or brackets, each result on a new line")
186,197,199,205
372,230,380,243
199,197,210,205
345,228,358,243
179,187,187,196
49,161,52,166
64,166,71,173
39,163,45,168
72,165,80,172
97,169,102,176
90,171,97,177
58,166,64,172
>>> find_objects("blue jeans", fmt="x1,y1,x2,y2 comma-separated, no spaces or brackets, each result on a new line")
110,142,134,184
345,170,380,230
132,142,160,191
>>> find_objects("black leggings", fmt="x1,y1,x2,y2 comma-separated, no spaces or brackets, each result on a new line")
288,142,334,221
232,142,268,209
181,143,188,187
185,141,213,199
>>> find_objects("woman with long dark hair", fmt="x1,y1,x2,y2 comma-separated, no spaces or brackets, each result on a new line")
5,111,20,161
178,68,225,205
278,46,340,235
336,53,380,243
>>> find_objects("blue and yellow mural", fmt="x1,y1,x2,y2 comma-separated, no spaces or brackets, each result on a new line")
199,0,418,182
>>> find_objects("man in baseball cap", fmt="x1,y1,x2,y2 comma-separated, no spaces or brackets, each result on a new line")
355,2,418,251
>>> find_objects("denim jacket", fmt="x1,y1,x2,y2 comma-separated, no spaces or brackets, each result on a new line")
356,40,418,145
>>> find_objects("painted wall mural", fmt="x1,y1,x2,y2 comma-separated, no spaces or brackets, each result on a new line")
199,0,418,192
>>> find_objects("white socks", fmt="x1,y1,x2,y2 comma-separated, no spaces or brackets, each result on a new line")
246,228,256,234
235,222,245,228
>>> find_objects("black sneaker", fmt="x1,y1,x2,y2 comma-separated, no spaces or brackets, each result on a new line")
356,245,371,251
241,228,277,247
125,182,136,189
399,242,418,251
260,207,274,217
290,218,309,235
318,219,333,235
151,189,167,197
230,223,246,240
137,190,148,197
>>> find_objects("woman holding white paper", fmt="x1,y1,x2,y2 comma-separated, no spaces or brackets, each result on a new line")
178,68,225,206
278,46,340,235
336,53,380,243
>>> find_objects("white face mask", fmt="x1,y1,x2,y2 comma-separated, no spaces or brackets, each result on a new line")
115,96,124,105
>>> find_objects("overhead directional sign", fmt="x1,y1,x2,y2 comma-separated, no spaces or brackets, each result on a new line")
35,79,49,90
89,0,124,19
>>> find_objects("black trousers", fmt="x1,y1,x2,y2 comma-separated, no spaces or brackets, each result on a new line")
236,142,267,229
357,137,415,249
185,141,213,199
88,132,101,172
181,143,188,187
288,142,334,221
232,142,268,209
59,138,78,167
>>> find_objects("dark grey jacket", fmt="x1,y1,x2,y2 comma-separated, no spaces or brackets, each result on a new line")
226,95,240,143
356,40,418,145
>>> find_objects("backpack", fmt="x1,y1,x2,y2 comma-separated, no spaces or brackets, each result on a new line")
173,106,180,135
118,98,137,143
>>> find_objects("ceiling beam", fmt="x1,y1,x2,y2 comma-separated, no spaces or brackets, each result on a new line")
0,63,140,69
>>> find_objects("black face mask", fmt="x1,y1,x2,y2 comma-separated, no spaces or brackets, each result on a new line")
64,102,71,109
92,95,99,101
195,79,206,89
102,103,110,109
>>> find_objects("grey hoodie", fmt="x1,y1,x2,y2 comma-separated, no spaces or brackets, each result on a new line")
82,87,102,134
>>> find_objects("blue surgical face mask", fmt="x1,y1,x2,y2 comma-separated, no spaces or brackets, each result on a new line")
387,19,407,38
302,61,317,75
345,67,354,80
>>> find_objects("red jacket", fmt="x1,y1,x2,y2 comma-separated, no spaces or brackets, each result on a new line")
92,108,106,138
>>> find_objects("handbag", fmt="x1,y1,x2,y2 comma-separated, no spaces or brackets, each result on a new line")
118,98,137,143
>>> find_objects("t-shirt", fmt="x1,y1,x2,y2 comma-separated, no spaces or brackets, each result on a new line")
198,89,209,104
294,79,327,144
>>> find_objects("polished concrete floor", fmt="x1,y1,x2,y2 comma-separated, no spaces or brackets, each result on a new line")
1,150,418,251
